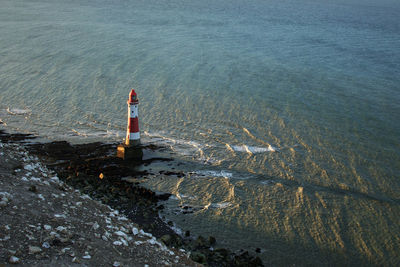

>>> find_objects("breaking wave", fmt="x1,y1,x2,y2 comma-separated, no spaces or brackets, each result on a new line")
231,144,277,153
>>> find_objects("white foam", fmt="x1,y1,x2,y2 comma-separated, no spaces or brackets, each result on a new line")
211,202,232,209
195,170,233,178
260,180,275,185
71,129,89,137
231,144,277,153
6,107,31,115
144,131,202,148
172,193,195,201
70,128,121,139
144,131,229,165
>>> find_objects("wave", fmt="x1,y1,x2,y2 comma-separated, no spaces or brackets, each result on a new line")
231,144,277,153
143,131,215,162
6,107,32,115
69,128,123,139
193,170,233,178
211,202,232,209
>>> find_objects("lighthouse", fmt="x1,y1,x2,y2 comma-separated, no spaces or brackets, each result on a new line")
117,89,143,160
125,89,140,146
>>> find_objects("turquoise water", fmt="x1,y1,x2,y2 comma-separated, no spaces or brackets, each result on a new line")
1,0,399,265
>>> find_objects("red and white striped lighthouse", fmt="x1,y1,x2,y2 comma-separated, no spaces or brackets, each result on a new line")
117,89,143,160
125,89,140,146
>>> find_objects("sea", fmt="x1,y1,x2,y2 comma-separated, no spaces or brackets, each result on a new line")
1,0,399,265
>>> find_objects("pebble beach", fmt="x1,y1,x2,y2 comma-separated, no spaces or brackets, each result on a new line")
0,138,199,266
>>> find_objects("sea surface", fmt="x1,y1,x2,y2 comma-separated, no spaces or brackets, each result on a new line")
1,0,399,265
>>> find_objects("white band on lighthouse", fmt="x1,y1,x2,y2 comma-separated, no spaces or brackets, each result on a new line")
125,89,140,146
129,132,140,140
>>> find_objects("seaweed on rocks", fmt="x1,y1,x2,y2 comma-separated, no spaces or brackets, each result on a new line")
0,130,36,143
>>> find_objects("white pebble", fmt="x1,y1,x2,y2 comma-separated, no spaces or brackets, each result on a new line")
9,256,20,264
114,231,128,239
61,247,71,253
29,246,42,254
120,238,128,246
92,222,100,230
132,227,139,235
51,176,60,183
117,216,128,221
24,164,35,171
113,241,123,246
56,226,67,232
82,252,91,259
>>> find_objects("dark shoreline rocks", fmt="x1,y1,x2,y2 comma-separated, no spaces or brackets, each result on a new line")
0,130,263,266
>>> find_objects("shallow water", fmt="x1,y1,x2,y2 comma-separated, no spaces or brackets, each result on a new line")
1,0,399,265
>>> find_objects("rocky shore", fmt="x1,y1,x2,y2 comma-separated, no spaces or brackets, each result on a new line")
0,130,263,266
0,134,198,266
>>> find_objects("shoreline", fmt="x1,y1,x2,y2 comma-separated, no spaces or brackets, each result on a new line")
0,136,197,266
0,130,263,266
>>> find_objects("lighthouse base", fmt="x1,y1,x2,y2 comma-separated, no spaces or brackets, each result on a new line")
117,144,143,161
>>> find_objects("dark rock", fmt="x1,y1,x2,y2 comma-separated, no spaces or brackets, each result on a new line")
51,238,63,246
0,130,36,143
251,256,263,266
209,236,216,246
28,185,38,193
195,236,208,248
215,248,229,258
160,234,172,245
190,252,207,264
156,193,171,201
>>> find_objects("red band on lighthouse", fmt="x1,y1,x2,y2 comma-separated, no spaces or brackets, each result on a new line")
125,89,140,146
